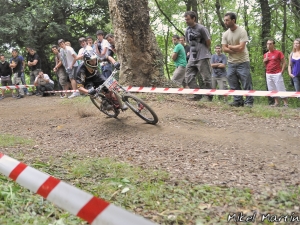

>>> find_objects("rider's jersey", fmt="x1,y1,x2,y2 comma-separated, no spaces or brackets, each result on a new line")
76,62,106,88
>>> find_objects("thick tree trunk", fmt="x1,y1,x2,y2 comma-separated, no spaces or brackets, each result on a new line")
185,0,198,22
259,0,273,104
259,0,271,54
281,1,287,53
215,0,226,31
108,0,165,87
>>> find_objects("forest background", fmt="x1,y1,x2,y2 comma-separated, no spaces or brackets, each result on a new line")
0,0,300,103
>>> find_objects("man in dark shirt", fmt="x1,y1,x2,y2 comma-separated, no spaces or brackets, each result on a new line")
27,48,41,95
0,54,12,99
10,49,24,98
180,36,190,62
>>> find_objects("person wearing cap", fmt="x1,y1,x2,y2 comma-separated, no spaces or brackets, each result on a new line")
10,49,25,99
34,70,54,97
95,30,113,78
58,39,80,99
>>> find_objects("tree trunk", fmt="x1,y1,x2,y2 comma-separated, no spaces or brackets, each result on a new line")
259,0,273,104
185,0,198,22
259,0,271,54
164,27,170,80
281,1,287,53
108,0,165,87
215,0,226,31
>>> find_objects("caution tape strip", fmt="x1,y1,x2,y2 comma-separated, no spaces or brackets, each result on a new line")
125,87,300,98
0,153,156,225
0,85,34,90
2,85,300,97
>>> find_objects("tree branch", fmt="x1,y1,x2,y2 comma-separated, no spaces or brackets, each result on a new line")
153,0,185,36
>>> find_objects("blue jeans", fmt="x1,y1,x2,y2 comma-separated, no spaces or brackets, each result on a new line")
292,76,300,92
227,61,254,104
20,73,28,94
101,64,112,79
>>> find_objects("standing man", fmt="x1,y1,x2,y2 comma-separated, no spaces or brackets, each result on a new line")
184,11,212,101
211,45,228,101
27,48,41,95
222,12,254,107
0,54,13,99
51,45,70,98
58,39,79,99
263,39,288,107
10,49,24,99
179,36,190,62
95,30,113,78
171,35,187,87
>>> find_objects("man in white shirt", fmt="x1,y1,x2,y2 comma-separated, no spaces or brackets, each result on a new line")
73,37,94,65
95,30,113,78
34,70,54,97
58,39,80,98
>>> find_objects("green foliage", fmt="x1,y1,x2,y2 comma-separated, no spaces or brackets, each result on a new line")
150,0,300,90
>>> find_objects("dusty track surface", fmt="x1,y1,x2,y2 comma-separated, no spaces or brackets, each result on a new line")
1,93,300,194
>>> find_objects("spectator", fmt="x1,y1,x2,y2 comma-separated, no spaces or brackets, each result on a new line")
51,45,70,98
95,30,113,78
17,52,29,95
184,11,212,101
179,36,190,62
10,49,24,99
86,36,94,48
72,37,93,65
211,45,228,101
27,48,41,95
58,39,80,99
65,41,71,47
288,38,300,94
263,39,288,107
34,70,54,97
0,54,13,99
222,12,254,107
105,33,116,54
171,35,187,87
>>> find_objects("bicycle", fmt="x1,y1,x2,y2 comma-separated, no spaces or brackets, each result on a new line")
90,69,159,125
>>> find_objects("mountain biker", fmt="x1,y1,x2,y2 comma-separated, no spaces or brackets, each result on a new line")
76,50,126,110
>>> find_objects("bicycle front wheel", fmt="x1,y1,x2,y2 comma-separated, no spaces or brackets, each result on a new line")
123,94,158,124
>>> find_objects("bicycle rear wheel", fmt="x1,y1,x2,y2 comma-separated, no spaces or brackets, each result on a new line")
90,95,119,118
123,94,158,124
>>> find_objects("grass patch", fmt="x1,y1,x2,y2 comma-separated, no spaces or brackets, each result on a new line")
1,153,299,224
0,134,34,148
212,100,300,119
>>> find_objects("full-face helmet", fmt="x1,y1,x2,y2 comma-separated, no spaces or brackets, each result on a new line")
83,50,98,69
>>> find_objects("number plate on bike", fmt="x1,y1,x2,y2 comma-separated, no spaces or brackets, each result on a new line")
103,76,118,91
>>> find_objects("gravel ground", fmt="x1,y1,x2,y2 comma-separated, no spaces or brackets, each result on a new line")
1,93,300,195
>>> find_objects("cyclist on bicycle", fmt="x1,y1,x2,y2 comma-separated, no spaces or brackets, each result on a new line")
76,50,126,110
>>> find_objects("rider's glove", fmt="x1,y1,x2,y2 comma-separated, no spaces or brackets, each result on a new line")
113,62,120,70
88,87,96,95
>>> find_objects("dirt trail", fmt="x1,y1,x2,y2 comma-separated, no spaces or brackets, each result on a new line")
1,94,299,194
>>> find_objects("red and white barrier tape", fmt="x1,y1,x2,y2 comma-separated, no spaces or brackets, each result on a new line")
3,85,300,97
126,87,300,98
0,85,34,90
44,90,78,93
0,153,156,225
